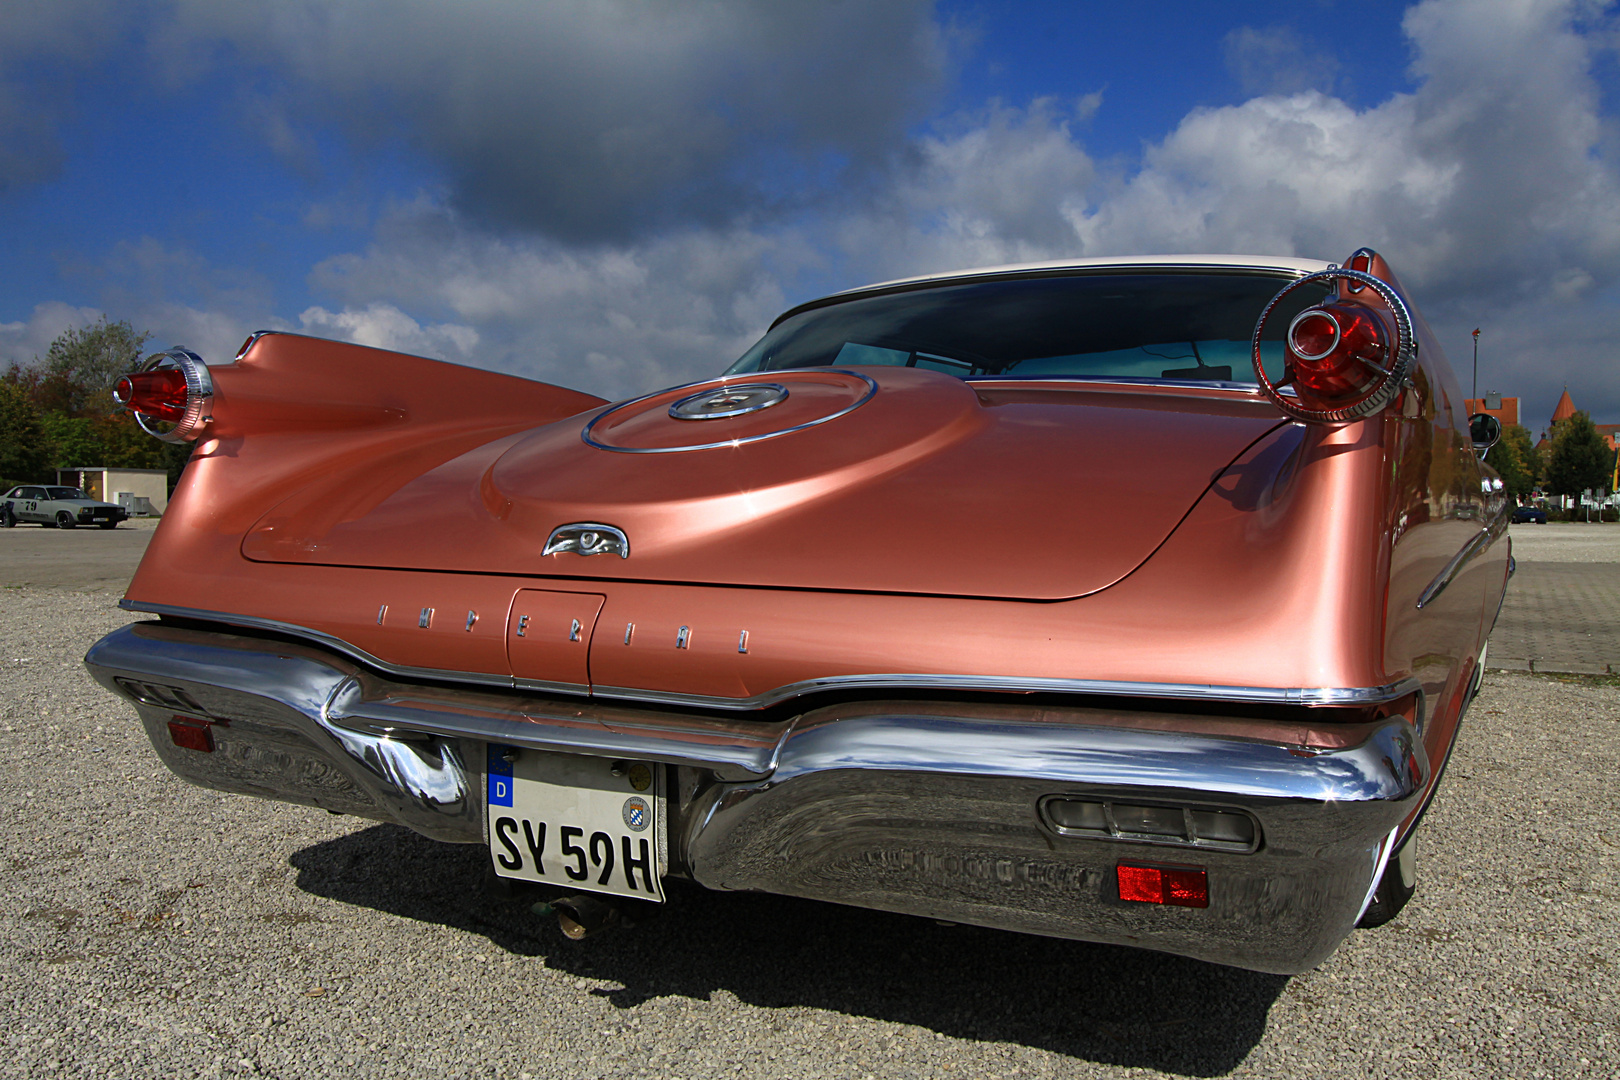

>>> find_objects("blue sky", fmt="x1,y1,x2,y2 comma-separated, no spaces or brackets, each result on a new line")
1,0,1616,434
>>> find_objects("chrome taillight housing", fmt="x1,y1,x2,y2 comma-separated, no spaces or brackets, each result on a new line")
113,348,214,443
1251,254,1415,424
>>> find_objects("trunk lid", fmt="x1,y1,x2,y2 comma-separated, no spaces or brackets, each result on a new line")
242,368,1283,601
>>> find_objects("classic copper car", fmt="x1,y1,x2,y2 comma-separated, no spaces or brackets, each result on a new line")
85,249,1510,973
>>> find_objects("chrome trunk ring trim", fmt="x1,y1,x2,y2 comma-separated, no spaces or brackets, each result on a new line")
581,370,877,454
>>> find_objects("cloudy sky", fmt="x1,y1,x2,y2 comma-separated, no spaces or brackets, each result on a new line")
1,0,1616,433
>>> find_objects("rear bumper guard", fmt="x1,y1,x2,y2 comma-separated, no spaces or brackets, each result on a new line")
86,619,1426,973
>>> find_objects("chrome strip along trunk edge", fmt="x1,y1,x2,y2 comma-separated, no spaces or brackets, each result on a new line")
120,598,1422,712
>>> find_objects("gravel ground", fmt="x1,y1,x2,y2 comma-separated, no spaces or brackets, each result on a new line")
2,590,1616,1079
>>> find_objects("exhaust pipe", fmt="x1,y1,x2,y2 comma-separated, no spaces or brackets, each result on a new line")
551,894,627,940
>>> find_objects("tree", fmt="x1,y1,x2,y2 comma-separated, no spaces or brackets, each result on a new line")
41,414,104,470
1485,423,1538,499
25,318,150,418
0,380,49,486
1544,411,1617,499
4,318,191,490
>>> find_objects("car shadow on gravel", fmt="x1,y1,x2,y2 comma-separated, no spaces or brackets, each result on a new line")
291,823,1287,1077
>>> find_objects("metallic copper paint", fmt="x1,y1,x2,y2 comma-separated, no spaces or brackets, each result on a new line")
124,258,1504,759
237,367,1284,601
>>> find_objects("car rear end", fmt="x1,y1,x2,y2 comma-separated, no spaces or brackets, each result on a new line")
88,253,1495,973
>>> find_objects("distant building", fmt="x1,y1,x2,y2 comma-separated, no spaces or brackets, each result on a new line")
1464,392,1519,427
55,466,169,515
1533,388,1617,454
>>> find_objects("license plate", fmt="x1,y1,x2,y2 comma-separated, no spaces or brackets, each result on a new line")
485,745,664,902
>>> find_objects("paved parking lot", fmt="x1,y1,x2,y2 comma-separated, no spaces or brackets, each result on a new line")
1490,524,1620,674
0,522,1616,1078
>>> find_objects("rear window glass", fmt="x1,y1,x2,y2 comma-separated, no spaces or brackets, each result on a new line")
725,270,1331,385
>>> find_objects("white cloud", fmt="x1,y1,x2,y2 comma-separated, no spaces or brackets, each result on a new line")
156,0,949,241
6,0,1619,426
300,199,797,397
0,0,131,194
0,301,106,368
298,302,478,359
1067,0,1620,303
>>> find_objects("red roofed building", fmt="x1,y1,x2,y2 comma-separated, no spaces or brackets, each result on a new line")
1536,388,1584,454
1551,388,1577,425
1464,393,1519,427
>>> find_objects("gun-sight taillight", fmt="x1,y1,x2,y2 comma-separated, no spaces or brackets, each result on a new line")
1251,250,1415,424
114,348,213,443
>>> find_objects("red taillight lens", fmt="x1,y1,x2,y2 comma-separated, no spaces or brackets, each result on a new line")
167,716,214,753
1117,863,1209,908
1287,310,1340,360
1285,301,1389,401
114,369,189,422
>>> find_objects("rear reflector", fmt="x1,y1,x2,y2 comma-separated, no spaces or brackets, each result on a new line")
167,716,214,753
1117,863,1208,908
1042,797,1257,851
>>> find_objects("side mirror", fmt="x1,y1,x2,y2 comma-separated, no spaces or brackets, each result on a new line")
1469,413,1502,459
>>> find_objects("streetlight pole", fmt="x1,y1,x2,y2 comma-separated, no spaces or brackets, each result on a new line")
1471,328,1480,400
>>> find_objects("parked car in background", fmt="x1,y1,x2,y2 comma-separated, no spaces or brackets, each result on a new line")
1,485,128,528
86,248,1510,975
1511,505,1548,524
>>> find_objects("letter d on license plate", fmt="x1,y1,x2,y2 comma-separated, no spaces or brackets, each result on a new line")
486,746,664,902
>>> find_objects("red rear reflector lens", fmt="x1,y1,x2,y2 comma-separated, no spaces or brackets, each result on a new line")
167,716,214,753
114,369,189,422
1117,863,1209,908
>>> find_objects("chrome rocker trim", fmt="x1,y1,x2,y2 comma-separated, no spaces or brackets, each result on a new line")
119,598,1423,713
88,620,1427,973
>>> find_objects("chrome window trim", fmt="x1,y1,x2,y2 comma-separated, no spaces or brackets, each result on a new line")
769,262,1315,329
120,598,1422,712
580,370,878,454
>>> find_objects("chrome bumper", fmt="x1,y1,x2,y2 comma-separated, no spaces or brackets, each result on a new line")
86,620,1426,974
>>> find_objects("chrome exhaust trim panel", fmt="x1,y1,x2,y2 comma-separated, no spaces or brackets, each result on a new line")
86,620,1426,973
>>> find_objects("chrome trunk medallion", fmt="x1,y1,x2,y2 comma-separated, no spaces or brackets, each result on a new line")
669,383,788,420
543,523,630,558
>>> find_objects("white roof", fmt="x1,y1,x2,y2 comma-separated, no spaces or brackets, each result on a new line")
835,254,1332,298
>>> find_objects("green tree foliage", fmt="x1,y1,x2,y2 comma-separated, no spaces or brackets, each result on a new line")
2,318,192,490
1544,411,1617,498
0,381,50,487
41,415,102,469
1484,423,1538,498
22,318,150,417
